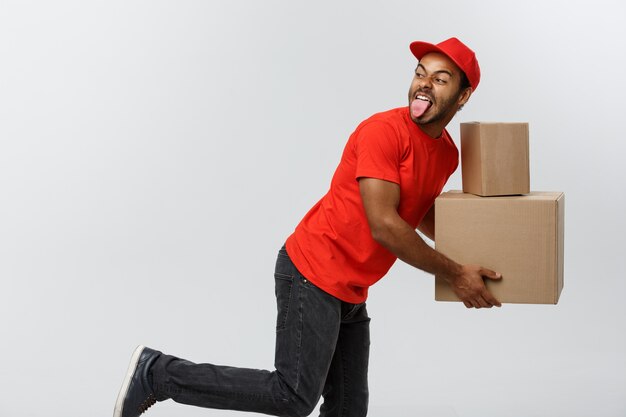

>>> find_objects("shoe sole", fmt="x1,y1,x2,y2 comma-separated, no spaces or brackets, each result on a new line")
113,345,146,417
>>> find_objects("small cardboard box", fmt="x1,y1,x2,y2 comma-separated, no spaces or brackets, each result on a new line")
461,122,530,196
434,191,564,304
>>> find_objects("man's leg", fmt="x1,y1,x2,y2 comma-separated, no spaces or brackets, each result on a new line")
319,303,371,417
143,247,344,416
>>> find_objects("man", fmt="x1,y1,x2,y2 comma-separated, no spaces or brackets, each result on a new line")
114,37,502,417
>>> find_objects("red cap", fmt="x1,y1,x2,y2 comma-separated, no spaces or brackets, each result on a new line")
409,37,481,90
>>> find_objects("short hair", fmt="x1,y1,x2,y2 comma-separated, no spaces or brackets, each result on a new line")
459,71,471,91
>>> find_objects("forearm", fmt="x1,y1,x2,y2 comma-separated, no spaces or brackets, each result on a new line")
372,214,461,282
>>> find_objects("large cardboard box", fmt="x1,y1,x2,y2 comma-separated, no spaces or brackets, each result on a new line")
434,191,564,304
461,122,530,196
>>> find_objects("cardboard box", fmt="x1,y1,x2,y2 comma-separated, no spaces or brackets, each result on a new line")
461,122,530,196
434,191,564,304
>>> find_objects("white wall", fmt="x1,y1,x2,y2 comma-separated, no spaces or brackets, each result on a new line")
1,1,624,416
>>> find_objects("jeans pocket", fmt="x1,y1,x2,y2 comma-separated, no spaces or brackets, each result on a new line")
274,273,294,331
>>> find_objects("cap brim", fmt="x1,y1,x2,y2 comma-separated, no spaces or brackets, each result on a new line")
410,41,444,61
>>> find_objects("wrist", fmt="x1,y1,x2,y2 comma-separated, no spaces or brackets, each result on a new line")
443,262,464,284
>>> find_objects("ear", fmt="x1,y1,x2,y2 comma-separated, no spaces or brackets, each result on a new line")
458,87,473,107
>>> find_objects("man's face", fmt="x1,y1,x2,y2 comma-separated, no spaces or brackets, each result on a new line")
407,52,471,133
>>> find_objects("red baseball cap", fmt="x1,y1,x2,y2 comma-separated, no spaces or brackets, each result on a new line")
409,37,481,90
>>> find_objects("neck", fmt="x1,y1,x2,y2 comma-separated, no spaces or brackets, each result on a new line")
418,124,444,138
416,110,456,138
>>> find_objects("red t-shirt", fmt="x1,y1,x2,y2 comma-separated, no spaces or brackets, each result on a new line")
285,107,458,303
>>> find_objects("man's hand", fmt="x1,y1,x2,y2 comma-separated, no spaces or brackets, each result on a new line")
448,265,502,308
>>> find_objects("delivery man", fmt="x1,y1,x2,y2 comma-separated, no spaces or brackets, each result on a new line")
114,37,502,417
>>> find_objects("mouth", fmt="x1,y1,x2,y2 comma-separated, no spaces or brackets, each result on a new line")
414,93,433,105
410,93,433,118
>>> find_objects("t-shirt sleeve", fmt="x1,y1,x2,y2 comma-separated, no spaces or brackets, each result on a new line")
354,121,403,184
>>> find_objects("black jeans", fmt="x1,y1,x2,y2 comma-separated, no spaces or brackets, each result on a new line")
151,246,371,417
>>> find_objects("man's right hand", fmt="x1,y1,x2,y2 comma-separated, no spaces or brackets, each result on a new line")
448,265,502,308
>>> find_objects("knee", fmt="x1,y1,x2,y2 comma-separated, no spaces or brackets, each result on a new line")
290,404,316,417
279,394,317,417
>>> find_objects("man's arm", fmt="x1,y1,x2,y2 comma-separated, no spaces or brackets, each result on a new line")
358,177,501,308
417,203,435,241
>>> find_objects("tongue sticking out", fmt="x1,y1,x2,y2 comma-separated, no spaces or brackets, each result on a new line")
411,99,431,118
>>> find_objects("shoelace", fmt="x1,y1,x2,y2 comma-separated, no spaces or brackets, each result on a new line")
138,394,156,414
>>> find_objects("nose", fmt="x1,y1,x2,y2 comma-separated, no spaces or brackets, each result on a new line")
416,76,432,90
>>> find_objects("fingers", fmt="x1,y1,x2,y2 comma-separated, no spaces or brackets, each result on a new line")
463,298,485,309
463,292,501,309
480,267,502,281
478,295,491,308
457,265,503,309
482,289,502,308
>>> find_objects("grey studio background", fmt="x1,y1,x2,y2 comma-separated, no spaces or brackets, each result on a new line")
1,1,624,417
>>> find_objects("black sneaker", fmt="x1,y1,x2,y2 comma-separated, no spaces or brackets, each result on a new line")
113,345,161,417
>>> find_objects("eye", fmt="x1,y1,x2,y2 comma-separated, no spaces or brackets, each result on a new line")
435,78,448,85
